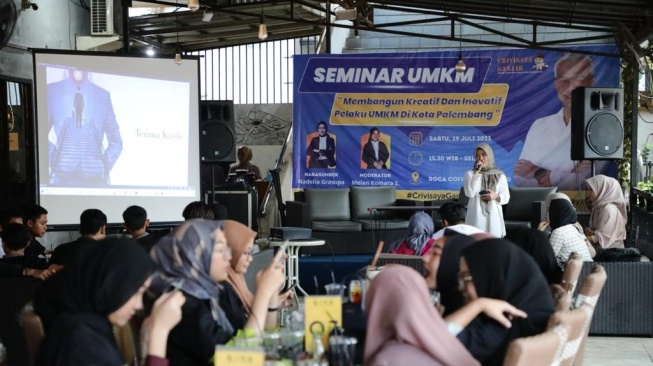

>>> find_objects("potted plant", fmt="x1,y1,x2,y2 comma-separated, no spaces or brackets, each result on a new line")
637,179,653,210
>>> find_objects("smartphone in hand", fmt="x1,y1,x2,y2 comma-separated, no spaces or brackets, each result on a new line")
479,189,490,195
273,241,289,267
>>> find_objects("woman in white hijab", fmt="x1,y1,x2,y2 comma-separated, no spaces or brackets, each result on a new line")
463,143,510,237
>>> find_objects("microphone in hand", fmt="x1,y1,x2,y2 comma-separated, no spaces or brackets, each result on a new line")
474,162,482,172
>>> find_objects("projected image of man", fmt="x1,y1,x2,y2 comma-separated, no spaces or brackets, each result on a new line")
47,70,123,186
514,54,609,190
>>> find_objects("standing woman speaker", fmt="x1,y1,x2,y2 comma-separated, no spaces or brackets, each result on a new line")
463,143,510,237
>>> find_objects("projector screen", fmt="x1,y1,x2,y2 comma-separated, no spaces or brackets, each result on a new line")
33,50,201,226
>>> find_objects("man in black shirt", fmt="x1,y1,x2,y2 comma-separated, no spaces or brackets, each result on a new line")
24,204,49,267
122,205,160,253
0,223,48,269
49,209,106,266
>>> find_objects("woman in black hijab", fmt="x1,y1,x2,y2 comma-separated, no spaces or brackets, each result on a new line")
548,198,594,265
453,239,555,366
36,237,178,366
432,230,477,316
506,227,562,284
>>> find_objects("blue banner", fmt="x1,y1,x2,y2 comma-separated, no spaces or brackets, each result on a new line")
293,46,620,199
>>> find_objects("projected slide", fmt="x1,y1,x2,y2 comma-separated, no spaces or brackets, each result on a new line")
43,68,191,193
34,51,201,225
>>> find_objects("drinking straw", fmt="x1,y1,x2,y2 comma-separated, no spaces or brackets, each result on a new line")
370,240,384,268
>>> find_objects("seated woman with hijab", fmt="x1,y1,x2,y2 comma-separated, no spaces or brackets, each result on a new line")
548,198,594,266
220,220,292,331
446,239,555,366
540,192,595,258
36,238,186,366
584,175,627,249
506,227,563,284
230,146,262,180
365,265,480,366
388,212,435,256
150,220,285,365
463,143,510,238
424,230,497,317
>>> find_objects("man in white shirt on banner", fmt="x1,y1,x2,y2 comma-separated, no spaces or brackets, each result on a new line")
514,53,609,190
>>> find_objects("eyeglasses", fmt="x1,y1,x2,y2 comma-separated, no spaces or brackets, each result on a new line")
215,246,232,258
457,272,473,289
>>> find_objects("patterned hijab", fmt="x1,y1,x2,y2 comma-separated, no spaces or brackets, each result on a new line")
151,219,234,335
476,143,503,215
585,175,627,221
388,212,434,255
223,220,257,314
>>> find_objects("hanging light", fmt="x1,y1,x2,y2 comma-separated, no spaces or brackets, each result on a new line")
174,11,182,65
174,45,182,66
455,52,466,73
187,0,199,11
455,19,466,73
258,14,268,40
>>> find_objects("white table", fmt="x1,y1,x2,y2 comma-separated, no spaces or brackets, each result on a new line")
269,239,326,296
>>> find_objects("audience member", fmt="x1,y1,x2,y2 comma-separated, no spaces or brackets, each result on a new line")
540,192,595,257
463,143,510,237
451,239,555,366
23,204,49,265
220,220,292,331
182,201,214,221
0,223,48,268
123,205,159,253
423,230,477,316
229,146,262,180
50,209,106,266
432,202,486,240
36,238,185,366
210,201,229,221
505,227,562,284
388,212,435,255
548,198,594,266
0,207,24,258
150,220,285,365
365,265,480,366
0,261,54,279
585,175,627,249
0,216,54,278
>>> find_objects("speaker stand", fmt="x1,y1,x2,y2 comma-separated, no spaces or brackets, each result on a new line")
211,164,216,204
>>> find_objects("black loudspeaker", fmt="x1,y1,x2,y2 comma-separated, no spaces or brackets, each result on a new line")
214,190,258,230
200,100,236,163
571,87,624,160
